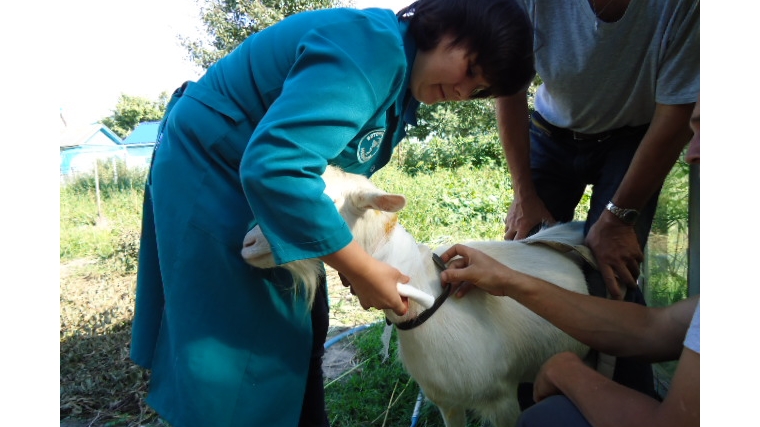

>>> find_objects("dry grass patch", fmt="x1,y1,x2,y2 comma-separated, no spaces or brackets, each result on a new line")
60,259,380,426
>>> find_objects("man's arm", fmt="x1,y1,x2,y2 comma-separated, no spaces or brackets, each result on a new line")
587,102,695,297
496,94,555,240
439,243,698,361
534,349,699,427
502,272,697,361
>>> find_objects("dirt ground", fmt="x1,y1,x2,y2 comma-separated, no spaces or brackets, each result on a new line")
60,264,380,427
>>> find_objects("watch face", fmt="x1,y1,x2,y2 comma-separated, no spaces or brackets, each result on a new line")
622,210,639,223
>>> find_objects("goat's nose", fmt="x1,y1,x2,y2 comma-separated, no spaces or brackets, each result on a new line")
243,232,257,247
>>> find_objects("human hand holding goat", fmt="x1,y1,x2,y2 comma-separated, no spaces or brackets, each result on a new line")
241,166,590,427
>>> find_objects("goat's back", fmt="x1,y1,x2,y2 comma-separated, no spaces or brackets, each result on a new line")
395,228,590,418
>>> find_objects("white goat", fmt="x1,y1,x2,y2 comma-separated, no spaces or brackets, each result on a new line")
242,166,590,427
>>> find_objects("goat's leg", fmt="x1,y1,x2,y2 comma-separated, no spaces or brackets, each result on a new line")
476,395,520,427
436,404,467,427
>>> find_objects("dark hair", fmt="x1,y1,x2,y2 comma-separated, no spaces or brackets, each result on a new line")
398,0,535,98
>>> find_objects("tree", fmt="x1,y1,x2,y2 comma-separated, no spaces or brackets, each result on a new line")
407,100,498,141
406,76,542,142
175,1,539,172
181,0,340,70
101,93,169,138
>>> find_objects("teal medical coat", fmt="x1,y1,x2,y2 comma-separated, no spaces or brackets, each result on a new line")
130,7,420,427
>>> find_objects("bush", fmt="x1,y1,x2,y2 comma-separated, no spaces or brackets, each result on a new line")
397,133,504,175
60,168,146,263
113,229,141,273
65,158,148,196
60,160,690,426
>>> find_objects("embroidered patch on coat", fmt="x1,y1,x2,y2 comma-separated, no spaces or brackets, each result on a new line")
357,129,384,163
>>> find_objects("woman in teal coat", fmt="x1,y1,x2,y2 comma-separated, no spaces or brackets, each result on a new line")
130,0,535,425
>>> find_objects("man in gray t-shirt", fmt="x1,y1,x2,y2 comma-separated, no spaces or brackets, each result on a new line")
496,0,699,398
440,95,701,427
684,302,700,354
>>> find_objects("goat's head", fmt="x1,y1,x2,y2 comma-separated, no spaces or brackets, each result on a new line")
241,167,407,305
323,168,406,255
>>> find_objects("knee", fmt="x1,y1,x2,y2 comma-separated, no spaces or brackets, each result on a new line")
517,395,590,427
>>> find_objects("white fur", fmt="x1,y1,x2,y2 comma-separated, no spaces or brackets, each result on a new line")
242,167,590,427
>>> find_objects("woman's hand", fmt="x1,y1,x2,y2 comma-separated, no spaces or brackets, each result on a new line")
343,258,410,316
321,241,408,316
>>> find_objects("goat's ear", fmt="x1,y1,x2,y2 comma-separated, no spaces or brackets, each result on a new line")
352,192,406,213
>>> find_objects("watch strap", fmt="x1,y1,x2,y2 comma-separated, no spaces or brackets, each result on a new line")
605,201,639,225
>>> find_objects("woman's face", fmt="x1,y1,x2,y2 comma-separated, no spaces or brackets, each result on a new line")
409,34,490,105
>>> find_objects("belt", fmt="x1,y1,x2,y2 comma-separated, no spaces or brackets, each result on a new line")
531,112,648,142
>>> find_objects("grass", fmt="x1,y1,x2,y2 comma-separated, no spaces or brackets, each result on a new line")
325,324,423,427
60,163,689,426
60,165,513,427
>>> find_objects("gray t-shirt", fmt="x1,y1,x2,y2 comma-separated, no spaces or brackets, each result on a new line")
519,0,700,133
684,301,700,353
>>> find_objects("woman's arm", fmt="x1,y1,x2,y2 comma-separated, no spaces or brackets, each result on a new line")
320,240,409,316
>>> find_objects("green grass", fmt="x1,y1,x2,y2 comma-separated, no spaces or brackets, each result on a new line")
325,324,417,427
372,166,512,244
60,165,510,426
325,323,480,427
59,163,690,426
371,165,592,246
59,183,145,262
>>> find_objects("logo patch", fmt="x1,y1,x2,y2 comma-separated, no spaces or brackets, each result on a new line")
357,129,384,163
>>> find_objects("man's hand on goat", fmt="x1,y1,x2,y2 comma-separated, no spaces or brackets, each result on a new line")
503,194,556,241
438,244,518,298
585,215,643,300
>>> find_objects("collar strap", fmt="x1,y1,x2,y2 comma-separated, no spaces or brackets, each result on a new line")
387,254,452,331
520,239,599,270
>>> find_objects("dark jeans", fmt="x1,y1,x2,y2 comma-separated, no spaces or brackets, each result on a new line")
299,277,330,427
517,396,592,427
520,112,659,400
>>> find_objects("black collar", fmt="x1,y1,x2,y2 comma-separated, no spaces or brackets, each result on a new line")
387,254,452,331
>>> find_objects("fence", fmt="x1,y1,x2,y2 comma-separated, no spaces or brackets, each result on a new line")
60,145,154,184
642,160,698,398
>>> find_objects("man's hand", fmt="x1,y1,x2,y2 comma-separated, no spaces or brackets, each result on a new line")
532,352,589,403
504,195,556,240
586,214,643,299
438,244,519,297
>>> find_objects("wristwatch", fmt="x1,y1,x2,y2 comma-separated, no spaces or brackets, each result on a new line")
605,201,640,225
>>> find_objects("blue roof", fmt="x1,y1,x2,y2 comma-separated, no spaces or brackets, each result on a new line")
122,121,160,145
60,123,122,148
